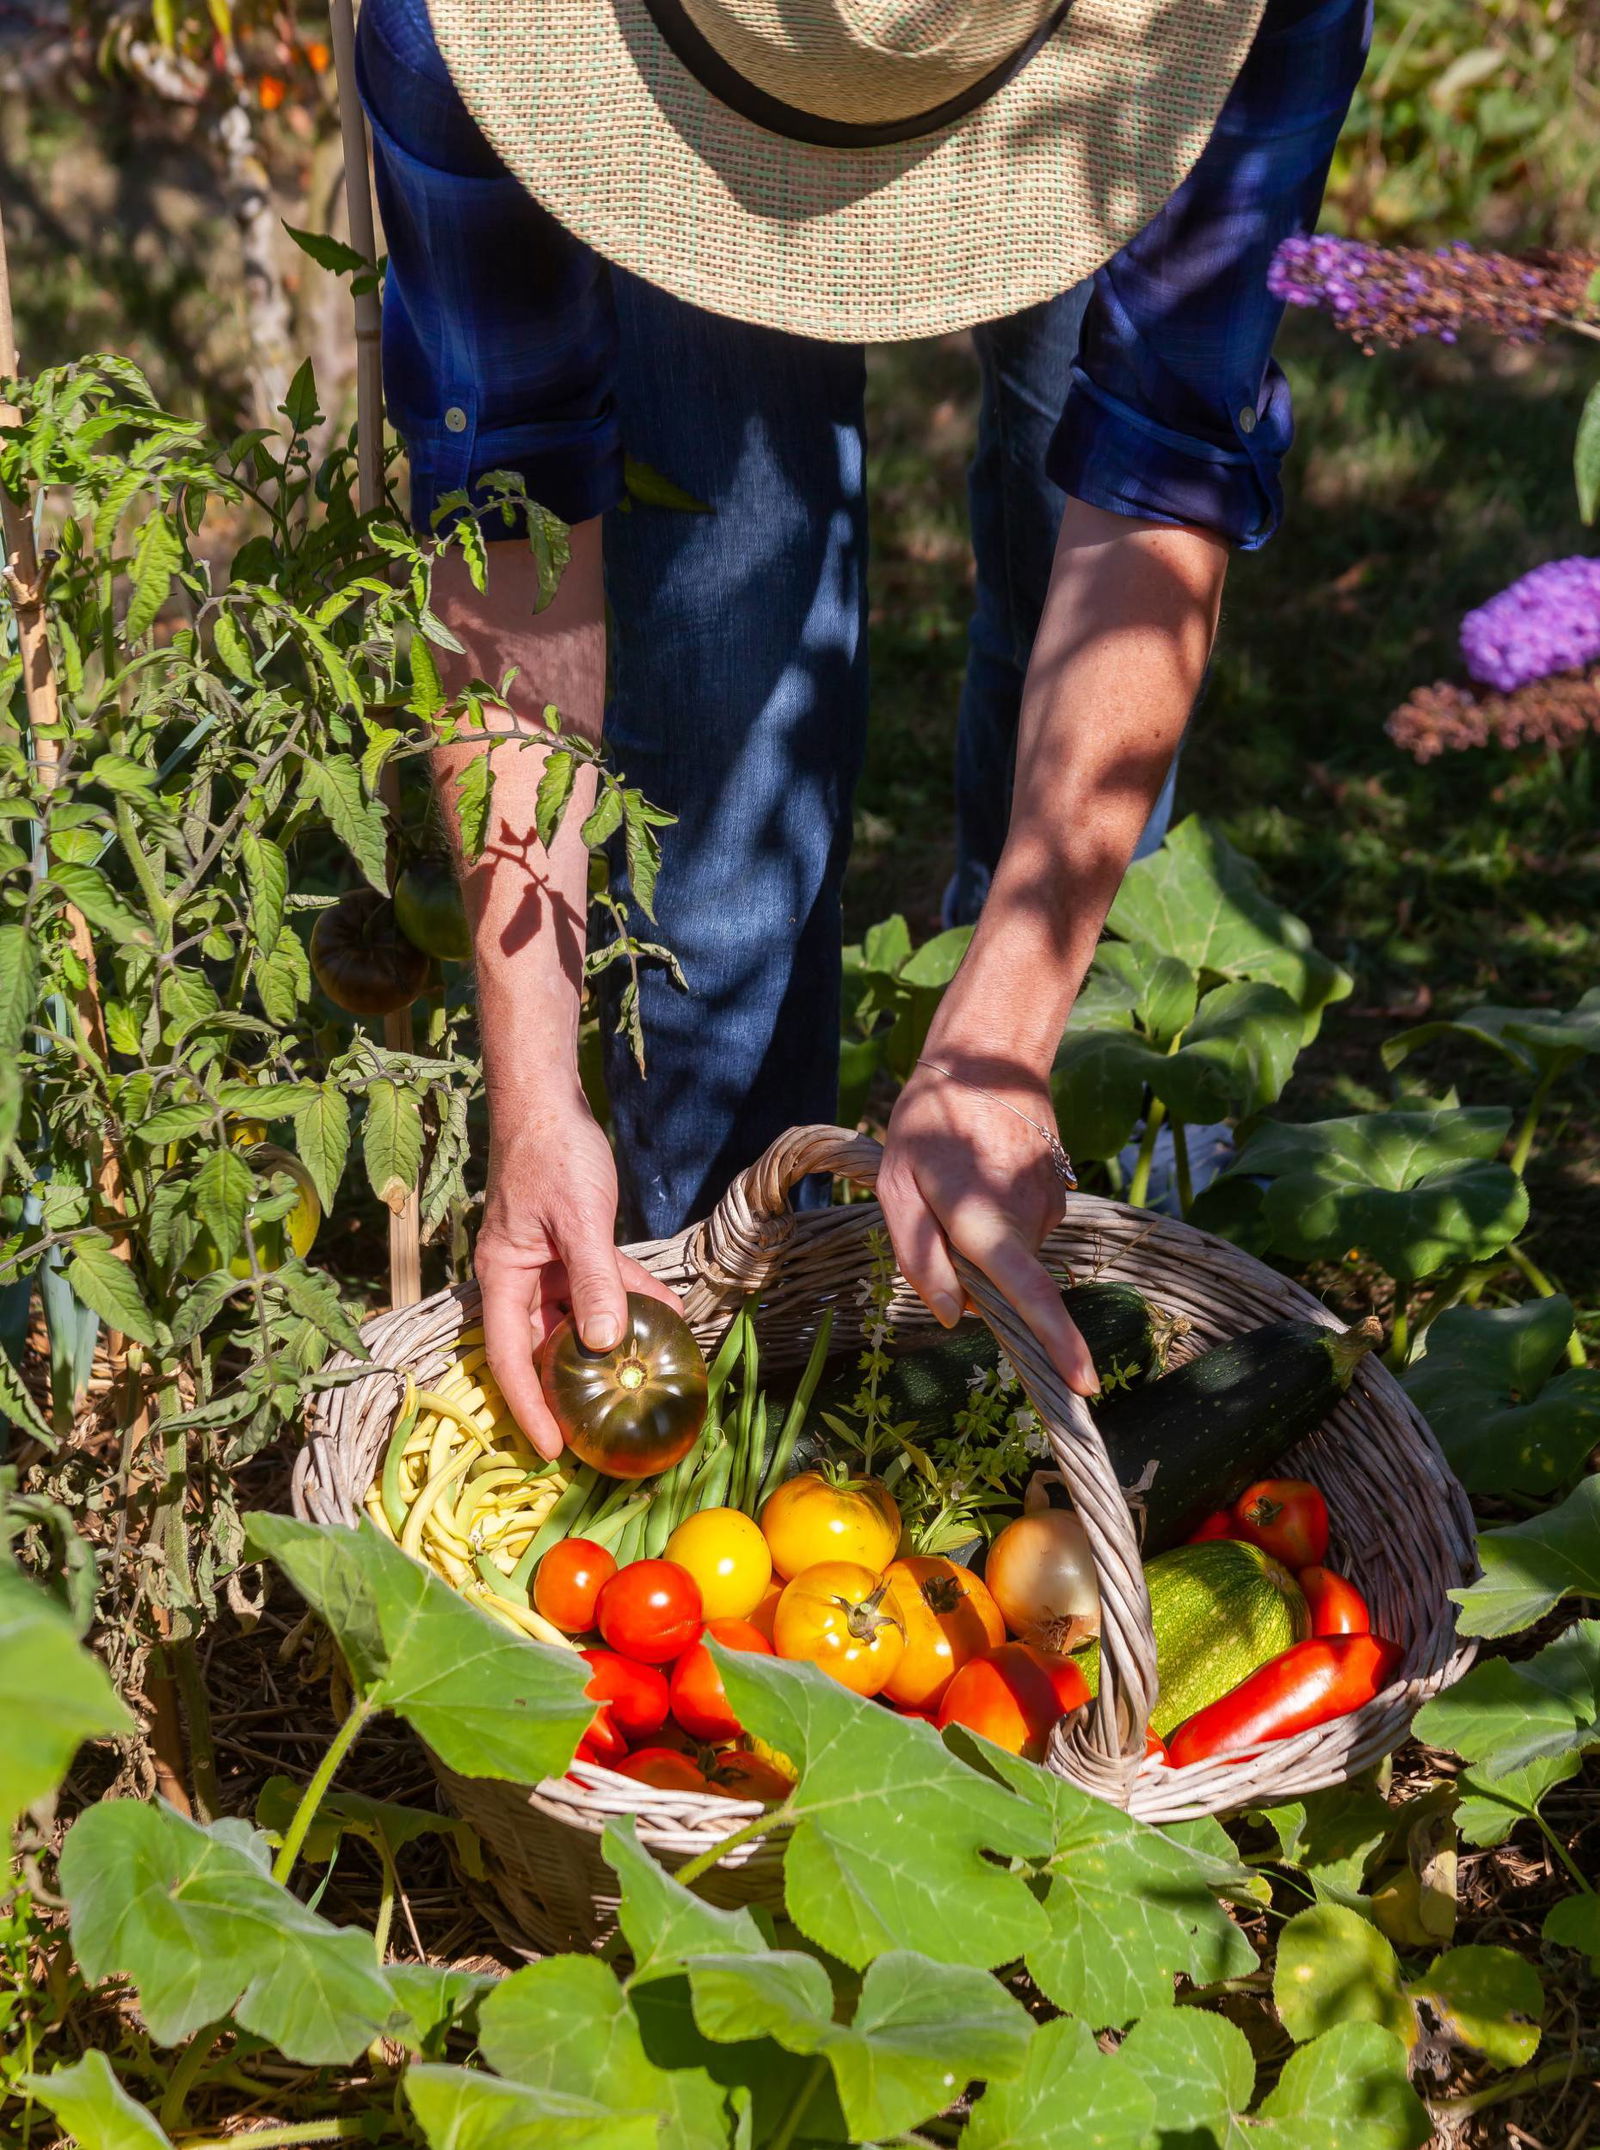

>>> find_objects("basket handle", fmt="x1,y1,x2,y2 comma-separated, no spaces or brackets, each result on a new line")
693,1122,1159,1797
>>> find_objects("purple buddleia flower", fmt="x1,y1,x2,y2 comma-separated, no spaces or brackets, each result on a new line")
1459,557,1600,692
1268,235,1600,350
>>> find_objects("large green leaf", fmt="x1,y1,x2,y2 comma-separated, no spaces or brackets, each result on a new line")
1455,1754,1582,1847
963,2014,1156,2150
1116,2012,1428,2150
1448,1476,1600,1637
1273,1906,1412,2046
1543,1890,1600,1971
0,1563,130,1821
1403,1298,1600,1497
1225,1108,1528,1281
244,1515,593,1782
1383,990,1600,1086
405,2063,656,2150
712,1642,1051,1970
1095,939,1199,1048
688,1946,1031,2141
193,1145,253,1267
386,1965,496,2060
1053,980,1303,1160
950,1730,1253,2027
604,1815,768,1983
1106,817,1353,1039
1414,1621,1600,1778
59,1804,399,2062
478,1958,732,2150
1408,1945,1542,2070
1253,1785,1396,1909
22,2053,172,2150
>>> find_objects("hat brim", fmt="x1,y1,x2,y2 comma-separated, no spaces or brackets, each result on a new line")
427,0,1268,343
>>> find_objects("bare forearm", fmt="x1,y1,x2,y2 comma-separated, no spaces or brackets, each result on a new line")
926,500,1227,1080
432,519,606,1116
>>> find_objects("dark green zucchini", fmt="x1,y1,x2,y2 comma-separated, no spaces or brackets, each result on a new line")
1091,1316,1382,1552
810,1279,1172,1435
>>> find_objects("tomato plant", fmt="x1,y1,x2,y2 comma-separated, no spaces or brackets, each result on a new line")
594,1561,704,1664
309,888,430,1016
760,1470,900,1578
541,1294,709,1480
393,854,472,963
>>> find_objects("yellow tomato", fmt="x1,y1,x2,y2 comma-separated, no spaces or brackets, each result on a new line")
772,1560,906,1698
760,1471,900,1580
182,1143,321,1280
664,1507,772,1620
881,1556,1007,1712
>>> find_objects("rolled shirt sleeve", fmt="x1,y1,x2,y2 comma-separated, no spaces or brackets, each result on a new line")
1047,0,1372,551
355,0,623,533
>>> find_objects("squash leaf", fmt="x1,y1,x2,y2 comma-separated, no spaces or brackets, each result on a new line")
0,1563,130,1822
963,2014,1156,2150
1403,1297,1600,1497
22,2053,172,2150
1383,989,1600,1086
1446,1476,1600,1637
1414,1620,1600,1778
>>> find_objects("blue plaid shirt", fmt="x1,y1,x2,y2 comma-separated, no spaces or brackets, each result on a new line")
357,0,1369,550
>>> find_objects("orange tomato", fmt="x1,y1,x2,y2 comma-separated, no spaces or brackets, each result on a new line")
669,1617,773,1742
612,1746,710,1793
772,1560,905,1697
710,1752,795,1804
746,1579,784,1646
936,1642,1090,1761
761,1471,900,1579
881,1556,1006,1711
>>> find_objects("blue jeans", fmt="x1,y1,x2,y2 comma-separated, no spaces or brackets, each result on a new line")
601,277,1181,1240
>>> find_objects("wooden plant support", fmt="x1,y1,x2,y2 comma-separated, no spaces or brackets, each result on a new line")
329,0,422,1310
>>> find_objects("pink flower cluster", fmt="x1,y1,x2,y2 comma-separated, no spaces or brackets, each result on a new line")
1268,235,1600,351
1388,671,1600,762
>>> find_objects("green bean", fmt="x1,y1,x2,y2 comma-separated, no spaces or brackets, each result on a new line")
586,1492,655,1549
506,1465,604,1596
379,1390,422,1536
640,1478,677,1560
760,1309,834,1505
736,1395,768,1516
705,1300,753,1408
695,1439,734,1513
612,1505,646,1567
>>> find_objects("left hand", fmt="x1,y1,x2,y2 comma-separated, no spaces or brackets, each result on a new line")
878,1061,1098,1396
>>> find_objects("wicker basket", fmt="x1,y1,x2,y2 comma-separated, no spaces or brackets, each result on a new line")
293,1123,1477,1953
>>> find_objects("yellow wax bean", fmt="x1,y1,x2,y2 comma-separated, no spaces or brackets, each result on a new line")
467,1586,576,1651
364,1490,398,1541
401,1443,480,1557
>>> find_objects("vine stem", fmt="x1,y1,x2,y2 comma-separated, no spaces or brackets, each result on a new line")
1170,1117,1194,1217
766,2056,828,2150
1384,1282,1412,1371
271,1696,376,1887
1533,1811,1595,1896
1510,1068,1555,1177
177,2120,369,2149
158,2023,224,2134
1431,2049,1599,2119
1506,1244,1589,1368
672,1807,792,1891
1127,1098,1167,1211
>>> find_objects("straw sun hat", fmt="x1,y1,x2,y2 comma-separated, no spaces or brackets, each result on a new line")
427,0,1268,342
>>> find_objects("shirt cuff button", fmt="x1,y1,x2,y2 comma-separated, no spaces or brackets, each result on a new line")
1237,406,1258,435
444,406,468,434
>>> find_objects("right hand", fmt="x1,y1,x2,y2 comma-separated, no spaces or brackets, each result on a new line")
475,1088,682,1459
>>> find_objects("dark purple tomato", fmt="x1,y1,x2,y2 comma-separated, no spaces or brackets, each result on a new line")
540,1292,708,1479
310,889,429,1018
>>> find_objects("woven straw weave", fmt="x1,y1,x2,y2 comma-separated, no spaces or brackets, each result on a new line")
426,0,1270,343
294,1123,1476,1954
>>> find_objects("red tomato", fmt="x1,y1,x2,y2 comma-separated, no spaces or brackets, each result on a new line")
612,1746,710,1792
1187,1510,1237,1544
936,1642,1090,1762
1167,1633,1401,1768
534,1538,617,1634
669,1618,773,1742
710,1751,794,1804
1145,1730,1169,1763
1298,1566,1370,1637
595,1559,704,1664
1232,1479,1329,1569
576,1703,627,1766
580,1648,670,1740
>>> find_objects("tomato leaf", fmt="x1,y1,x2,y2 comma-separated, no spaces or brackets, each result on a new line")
711,1642,1051,1971
292,1081,351,1212
363,1079,424,1214
1107,816,1353,1040
1403,1298,1600,1497
963,2015,1156,2150
1447,1476,1600,1637
47,864,151,945
193,1145,253,1267
239,830,289,963
603,1814,768,1983
452,752,495,861
948,1729,1254,2027
299,755,390,894
255,925,310,1026
243,1515,594,1782
64,1231,160,1347
21,2052,172,2150
533,749,577,849
477,1958,732,2150
60,1803,399,2062
1414,1621,1600,1777
689,1947,1032,2142
1408,1945,1542,2070
125,512,183,639
1222,1107,1529,1282
0,1563,130,1822
1274,1905,1412,2046
271,1260,366,1358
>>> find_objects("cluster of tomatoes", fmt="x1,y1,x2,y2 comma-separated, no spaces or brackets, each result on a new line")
534,1469,1100,1797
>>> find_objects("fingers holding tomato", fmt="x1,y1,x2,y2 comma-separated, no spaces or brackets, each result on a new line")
541,1294,708,1480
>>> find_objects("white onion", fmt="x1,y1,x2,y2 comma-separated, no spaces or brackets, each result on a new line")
984,1509,1101,1651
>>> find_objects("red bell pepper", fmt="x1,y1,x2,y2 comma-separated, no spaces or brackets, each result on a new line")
1232,1477,1329,1568
1298,1565,1370,1637
1166,1633,1401,1768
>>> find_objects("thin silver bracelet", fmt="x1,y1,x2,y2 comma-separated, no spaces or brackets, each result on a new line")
915,1059,1078,1190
